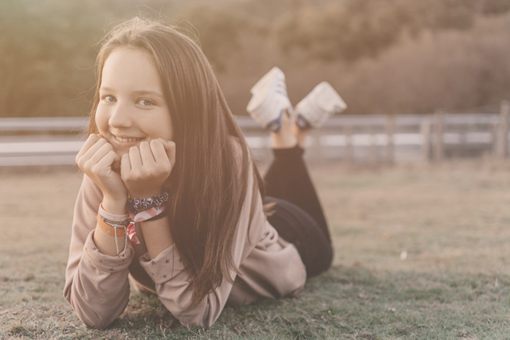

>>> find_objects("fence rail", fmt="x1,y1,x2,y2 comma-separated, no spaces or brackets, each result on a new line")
1,105,509,167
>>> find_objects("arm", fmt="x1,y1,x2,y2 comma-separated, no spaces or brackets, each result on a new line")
63,175,135,329
121,138,258,327
137,161,261,328
64,135,134,329
140,215,174,259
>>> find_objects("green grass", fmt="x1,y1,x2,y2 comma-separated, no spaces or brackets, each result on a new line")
2,267,510,339
2,160,510,339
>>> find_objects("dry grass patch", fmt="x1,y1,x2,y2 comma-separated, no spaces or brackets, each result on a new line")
1,160,510,338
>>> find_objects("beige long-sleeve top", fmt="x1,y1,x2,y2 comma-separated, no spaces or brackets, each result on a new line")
63,151,307,329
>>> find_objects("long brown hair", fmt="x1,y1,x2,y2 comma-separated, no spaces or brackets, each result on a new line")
87,17,273,308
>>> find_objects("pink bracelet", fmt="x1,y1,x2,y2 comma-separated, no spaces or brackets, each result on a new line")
126,206,167,246
130,206,166,223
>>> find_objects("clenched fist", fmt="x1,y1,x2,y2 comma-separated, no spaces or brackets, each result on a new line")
120,139,176,198
75,134,128,211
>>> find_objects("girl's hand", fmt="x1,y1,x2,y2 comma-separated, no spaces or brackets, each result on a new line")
120,139,176,198
75,134,128,204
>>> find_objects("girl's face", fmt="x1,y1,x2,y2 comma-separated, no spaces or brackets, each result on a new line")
95,47,173,156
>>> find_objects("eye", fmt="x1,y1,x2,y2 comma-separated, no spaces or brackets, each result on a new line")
100,95,116,104
138,98,156,107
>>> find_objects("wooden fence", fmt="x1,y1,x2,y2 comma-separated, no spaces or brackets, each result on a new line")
1,103,510,167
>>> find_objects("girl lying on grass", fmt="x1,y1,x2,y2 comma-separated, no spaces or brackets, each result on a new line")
64,17,338,329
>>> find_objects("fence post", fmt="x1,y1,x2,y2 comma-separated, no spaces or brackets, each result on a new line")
497,101,510,159
433,110,445,161
421,119,432,162
370,124,378,163
492,121,500,157
386,114,395,164
345,125,354,163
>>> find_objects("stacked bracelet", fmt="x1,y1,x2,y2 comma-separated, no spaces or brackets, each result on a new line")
127,192,169,214
97,204,131,254
98,204,129,222
97,215,129,237
97,193,170,251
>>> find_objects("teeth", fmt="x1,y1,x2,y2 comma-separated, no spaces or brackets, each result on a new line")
113,135,145,143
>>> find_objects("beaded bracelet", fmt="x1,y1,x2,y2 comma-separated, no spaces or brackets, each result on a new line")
97,201,168,251
127,192,169,214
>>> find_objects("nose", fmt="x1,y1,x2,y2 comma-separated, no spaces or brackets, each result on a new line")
108,102,132,129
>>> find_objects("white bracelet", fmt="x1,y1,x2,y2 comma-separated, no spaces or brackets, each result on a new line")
99,203,129,222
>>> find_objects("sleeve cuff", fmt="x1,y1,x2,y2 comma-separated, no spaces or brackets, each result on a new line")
138,244,186,284
83,229,134,273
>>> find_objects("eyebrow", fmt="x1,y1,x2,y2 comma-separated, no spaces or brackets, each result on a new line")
100,86,164,99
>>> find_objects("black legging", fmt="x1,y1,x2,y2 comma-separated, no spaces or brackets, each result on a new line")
262,144,333,278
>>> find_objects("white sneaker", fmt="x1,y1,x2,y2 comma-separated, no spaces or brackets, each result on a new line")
246,67,292,132
293,82,347,129
250,67,286,96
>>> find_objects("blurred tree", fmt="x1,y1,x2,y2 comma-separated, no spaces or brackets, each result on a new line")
481,0,510,15
275,0,485,62
1,0,510,117
181,5,256,72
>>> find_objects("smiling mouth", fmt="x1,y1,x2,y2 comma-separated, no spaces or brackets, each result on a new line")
111,134,146,144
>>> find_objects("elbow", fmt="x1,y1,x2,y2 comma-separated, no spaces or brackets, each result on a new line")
72,313,113,330
159,296,220,329
64,285,128,330
176,316,215,329
279,265,306,298
67,298,118,330
72,302,120,330
171,308,216,329
83,317,116,330
64,297,115,329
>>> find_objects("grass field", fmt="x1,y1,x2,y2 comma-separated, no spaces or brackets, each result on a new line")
1,160,510,339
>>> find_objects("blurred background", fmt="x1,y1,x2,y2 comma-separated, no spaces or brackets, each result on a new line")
3,0,510,117
2,0,510,165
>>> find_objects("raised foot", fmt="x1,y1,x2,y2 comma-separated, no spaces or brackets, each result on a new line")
270,111,309,149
